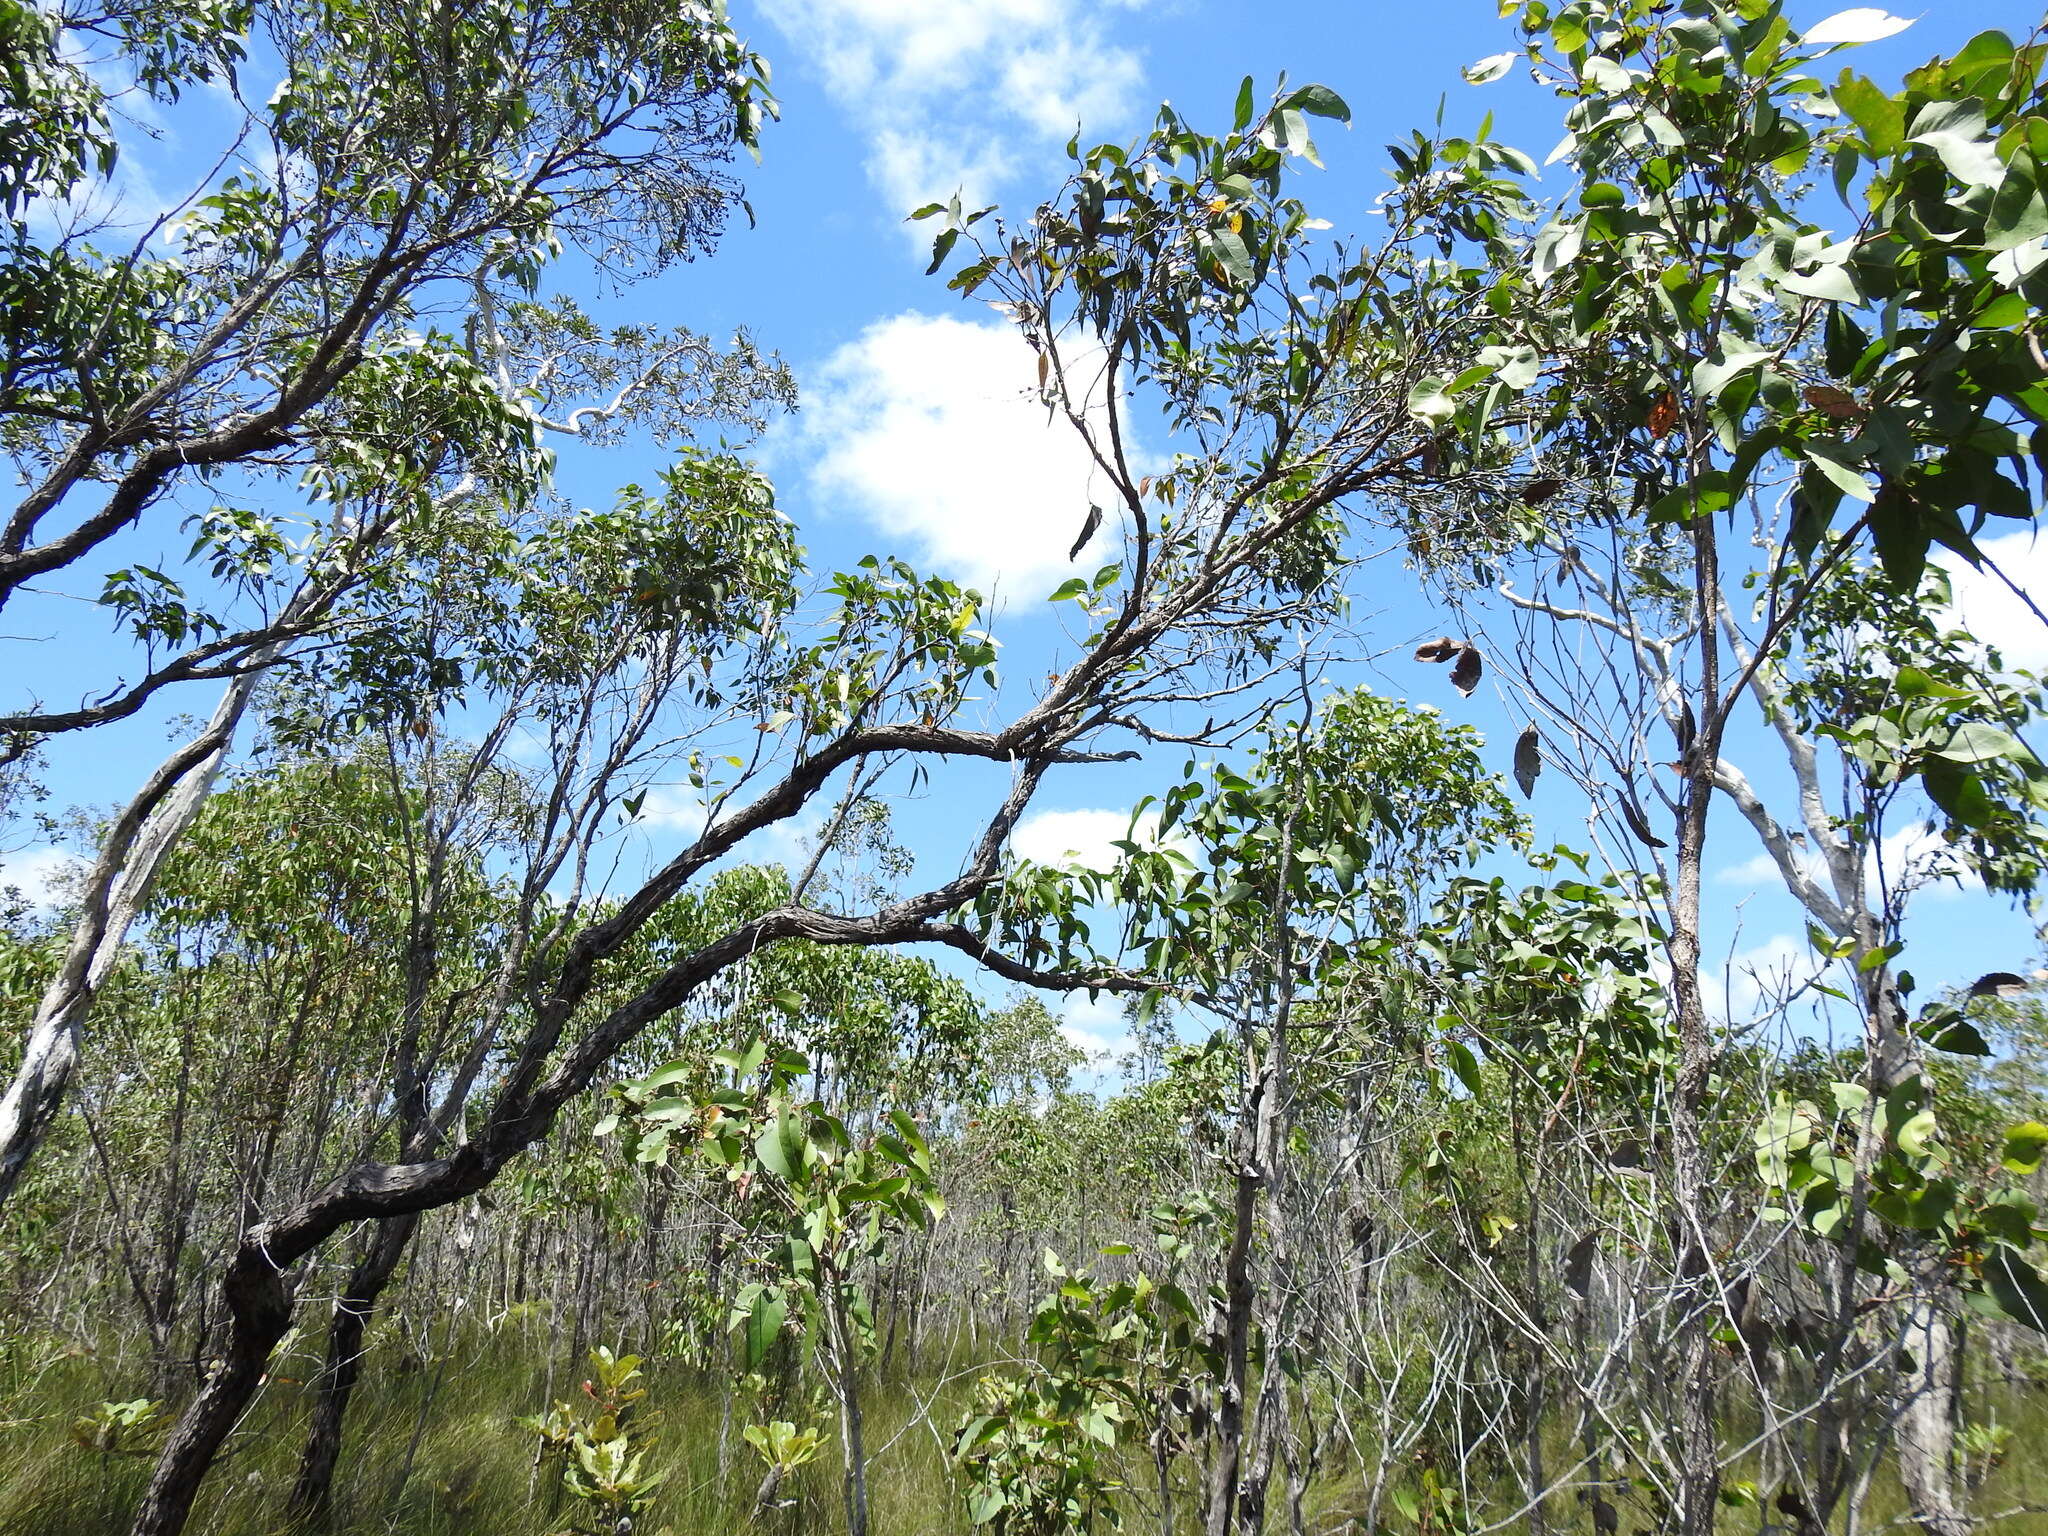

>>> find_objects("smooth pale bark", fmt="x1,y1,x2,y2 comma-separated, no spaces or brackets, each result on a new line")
0,664,269,1207
1894,1259,1970,1536
1665,510,1723,1536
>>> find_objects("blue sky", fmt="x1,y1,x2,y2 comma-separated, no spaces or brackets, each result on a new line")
7,0,2046,1070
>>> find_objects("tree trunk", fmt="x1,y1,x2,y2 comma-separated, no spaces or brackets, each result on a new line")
1895,1264,1969,1536
1206,1014,1289,1536
1666,510,1723,1536
130,1249,297,1536
825,1276,870,1536
0,662,273,1208
287,1213,421,1522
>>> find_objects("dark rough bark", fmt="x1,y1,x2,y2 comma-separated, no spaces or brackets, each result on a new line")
286,1213,421,1522
130,1250,298,1536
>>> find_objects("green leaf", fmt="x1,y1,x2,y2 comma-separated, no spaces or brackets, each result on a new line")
1530,217,1584,280
1232,75,1255,133
1407,379,1456,425
1779,257,1865,305
1443,1036,1483,1095
1984,1247,2048,1332
1463,52,1518,85
1694,348,1770,399
745,1289,786,1369
1920,1015,1991,1054
1894,1107,1938,1157
1894,666,1975,700
1869,485,1930,588
755,1103,800,1181
1804,9,1914,47
1478,343,1542,389
1933,722,2024,764
1833,72,1904,154
1986,158,2048,251
1908,98,2005,188
1802,440,1875,503
1284,84,1351,123
2002,1121,2048,1174
1581,56,1632,94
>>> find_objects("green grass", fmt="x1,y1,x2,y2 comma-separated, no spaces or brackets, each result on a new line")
3,1328,2047,1535
0,1330,974,1536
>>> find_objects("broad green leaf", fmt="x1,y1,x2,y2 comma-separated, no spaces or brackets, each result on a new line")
1694,348,1770,399
1444,1036,1483,1095
1984,1247,2048,1332
1581,57,1632,94
1909,98,2005,188
1894,1107,1938,1157
1986,158,2048,251
1802,441,1875,502
744,1289,785,1367
2003,1121,2048,1174
1778,258,1865,305
1933,722,2024,764
1285,83,1351,123
1463,52,1518,85
1831,71,1904,154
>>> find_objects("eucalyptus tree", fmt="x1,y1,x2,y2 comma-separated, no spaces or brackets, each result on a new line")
110,69,1544,1536
1368,8,2048,1530
0,0,786,1206
971,687,1521,1534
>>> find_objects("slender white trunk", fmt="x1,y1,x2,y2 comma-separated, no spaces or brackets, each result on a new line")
0,662,269,1206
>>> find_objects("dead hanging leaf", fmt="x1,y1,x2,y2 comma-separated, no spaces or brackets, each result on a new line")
1563,1231,1597,1299
1414,635,1460,663
1450,644,1483,696
1969,971,2030,999
1068,502,1103,562
1513,724,1542,798
1675,699,1698,761
1646,389,1680,440
1036,350,1049,390
1802,383,1865,419
1522,476,1565,505
1619,793,1668,849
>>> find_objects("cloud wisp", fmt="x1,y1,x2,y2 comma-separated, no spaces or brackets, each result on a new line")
756,0,1148,221
797,311,1123,597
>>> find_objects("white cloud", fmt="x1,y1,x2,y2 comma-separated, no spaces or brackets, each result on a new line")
1938,530,2048,672
1707,933,1818,1024
799,312,1121,595
757,0,1147,219
1012,807,1140,871
1873,821,1975,899
0,847,79,909
1717,846,1823,889
1715,823,1975,902
634,783,712,834
1059,989,1132,1064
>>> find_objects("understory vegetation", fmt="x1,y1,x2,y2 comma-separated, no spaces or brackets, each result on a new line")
5,1,2048,1534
